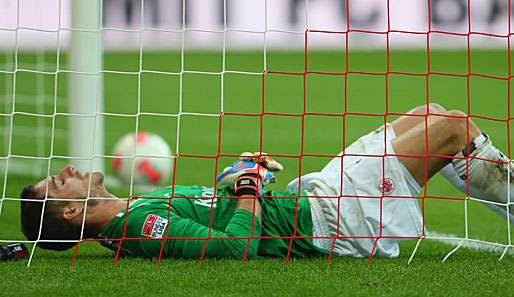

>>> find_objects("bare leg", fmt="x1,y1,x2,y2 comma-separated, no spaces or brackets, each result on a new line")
389,104,513,224
390,103,447,136
391,110,481,186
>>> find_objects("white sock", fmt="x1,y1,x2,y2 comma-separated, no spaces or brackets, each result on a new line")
440,133,489,194
441,134,514,224
440,163,514,224
440,163,466,193
452,134,512,204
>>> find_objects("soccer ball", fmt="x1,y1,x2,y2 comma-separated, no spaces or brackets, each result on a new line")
112,132,173,185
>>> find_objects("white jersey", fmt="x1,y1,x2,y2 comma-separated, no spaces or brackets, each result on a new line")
287,124,423,258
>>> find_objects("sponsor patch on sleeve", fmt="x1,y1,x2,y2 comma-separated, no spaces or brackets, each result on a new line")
141,214,168,238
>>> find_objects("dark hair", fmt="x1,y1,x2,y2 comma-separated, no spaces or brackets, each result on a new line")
20,185,94,251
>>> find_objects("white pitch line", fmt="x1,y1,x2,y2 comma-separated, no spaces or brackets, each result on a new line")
427,231,514,256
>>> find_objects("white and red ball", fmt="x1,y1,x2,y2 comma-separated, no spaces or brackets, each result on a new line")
112,132,173,185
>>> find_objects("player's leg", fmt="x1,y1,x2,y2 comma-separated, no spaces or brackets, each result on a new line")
391,104,475,192
391,109,482,186
313,103,456,194
295,104,460,257
448,130,514,223
393,110,514,223
349,103,511,216
438,150,514,224
390,103,447,137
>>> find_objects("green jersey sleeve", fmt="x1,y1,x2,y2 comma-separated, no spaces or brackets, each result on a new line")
165,209,262,258
100,197,262,259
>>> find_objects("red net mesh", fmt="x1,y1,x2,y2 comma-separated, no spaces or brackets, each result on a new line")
67,0,513,268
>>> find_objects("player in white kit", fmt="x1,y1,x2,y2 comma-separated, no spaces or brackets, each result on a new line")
285,103,514,257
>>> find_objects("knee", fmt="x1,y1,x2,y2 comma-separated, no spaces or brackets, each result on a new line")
427,103,446,114
445,109,468,135
410,103,447,115
447,109,481,138
440,110,479,149
446,109,467,118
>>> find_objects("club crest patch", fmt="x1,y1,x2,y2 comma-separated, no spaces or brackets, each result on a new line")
379,178,395,195
141,214,168,238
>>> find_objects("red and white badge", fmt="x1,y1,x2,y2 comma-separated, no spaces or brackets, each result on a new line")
378,178,395,195
141,214,168,238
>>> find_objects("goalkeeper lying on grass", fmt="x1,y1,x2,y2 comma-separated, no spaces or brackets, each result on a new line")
20,103,514,258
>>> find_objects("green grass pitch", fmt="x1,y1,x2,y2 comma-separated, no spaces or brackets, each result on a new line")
0,50,513,296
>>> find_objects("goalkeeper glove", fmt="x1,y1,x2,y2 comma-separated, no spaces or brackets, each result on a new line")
234,173,262,197
238,152,284,172
216,152,283,196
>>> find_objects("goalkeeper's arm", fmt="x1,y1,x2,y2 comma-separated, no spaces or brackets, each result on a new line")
135,168,266,259
163,195,262,259
160,177,262,259
163,156,273,258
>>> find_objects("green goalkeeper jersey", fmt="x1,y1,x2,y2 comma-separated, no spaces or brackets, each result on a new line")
99,185,327,259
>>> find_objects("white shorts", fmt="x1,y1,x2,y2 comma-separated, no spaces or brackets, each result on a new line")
286,124,423,258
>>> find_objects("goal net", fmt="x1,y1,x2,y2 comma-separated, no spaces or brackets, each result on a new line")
0,0,512,266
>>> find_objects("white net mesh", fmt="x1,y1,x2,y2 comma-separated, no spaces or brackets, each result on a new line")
0,0,513,266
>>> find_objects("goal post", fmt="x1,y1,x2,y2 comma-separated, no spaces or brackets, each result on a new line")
68,0,104,173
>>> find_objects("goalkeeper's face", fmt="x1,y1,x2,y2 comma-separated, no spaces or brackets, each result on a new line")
32,165,107,200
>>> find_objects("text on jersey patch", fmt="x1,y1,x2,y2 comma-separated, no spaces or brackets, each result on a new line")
141,214,168,238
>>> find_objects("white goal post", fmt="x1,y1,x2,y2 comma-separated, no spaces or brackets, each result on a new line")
0,0,105,178
68,0,104,173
